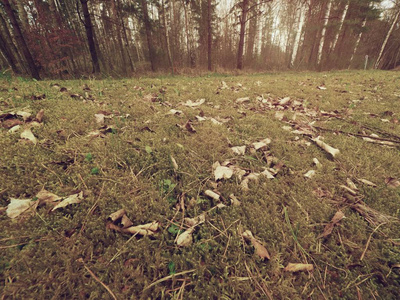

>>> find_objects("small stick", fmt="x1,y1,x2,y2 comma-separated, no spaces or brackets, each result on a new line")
80,260,118,300
360,223,386,261
143,269,196,291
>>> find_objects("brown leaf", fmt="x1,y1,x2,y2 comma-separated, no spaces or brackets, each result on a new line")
318,210,345,238
385,177,400,188
185,120,196,133
242,230,270,260
2,118,23,129
36,189,62,205
284,263,314,272
35,109,44,123
108,209,126,222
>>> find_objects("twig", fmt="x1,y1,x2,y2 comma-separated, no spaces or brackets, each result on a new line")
79,259,118,300
143,269,196,291
80,182,105,235
108,231,140,264
360,223,386,261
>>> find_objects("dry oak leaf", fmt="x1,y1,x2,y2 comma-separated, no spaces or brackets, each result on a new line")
176,227,195,247
36,189,62,205
20,128,37,145
6,198,37,219
284,263,314,272
213,162,234,181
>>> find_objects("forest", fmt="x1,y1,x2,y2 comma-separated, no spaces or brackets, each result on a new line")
1,0,400,79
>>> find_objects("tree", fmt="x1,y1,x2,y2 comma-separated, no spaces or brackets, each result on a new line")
140,0,156,71
1,0,41,79
79,0,100,73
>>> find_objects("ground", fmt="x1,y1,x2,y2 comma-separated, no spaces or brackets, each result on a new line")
1,70,400,299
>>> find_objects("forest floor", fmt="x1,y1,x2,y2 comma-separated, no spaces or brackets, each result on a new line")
1,70,400,299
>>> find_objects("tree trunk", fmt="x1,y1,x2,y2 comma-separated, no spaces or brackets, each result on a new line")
237,0,249,70
348,17,367,68
331,0,349,54
1,0,41,79
317,0,332,66
162,0,174,73
290,5,305,68
375,9,400,69
80,0,100,74
141,0,156,71
207,0,212,71
0,31,20,73
116,0,135,72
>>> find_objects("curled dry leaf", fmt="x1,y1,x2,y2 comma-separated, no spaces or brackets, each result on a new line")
170,156,179,170
20,128,37,145
304,170,316,179
8,125,21,133
242,230,270,260
168,109,183,115
51,191,84,211
385,177,400,188
236,97,250,104
313,158,322,169
35,109,44,123
184,213,206,227
241,173,260,191
252,138,271,150
231,146,246,155
6,198,37,219
184,99,205,107
122,221,159,236
108,208,126,222
312,136,340,158
204,190,220,200
284,263,314,272
229,194,241,206
340,185,358,196
16,111,32,121
176,227,195,247
36,189,62,205
358,178,377,187
346,178,358,190
318,210,345,239
279,97,291,105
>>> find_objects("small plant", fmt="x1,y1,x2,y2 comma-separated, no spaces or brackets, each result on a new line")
90,167,100,175
159,179,176,195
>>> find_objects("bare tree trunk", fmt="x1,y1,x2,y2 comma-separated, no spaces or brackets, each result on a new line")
207,0,212,71
141,0,156,71
317,0,332,66
116,0,135,72
162,0,174,73
290,5,305,68
80,0,100,73
237,0,249,69
331,0,349,53
2,0,41,79
348,17,367,68
375,9,400,69
0,31,20,73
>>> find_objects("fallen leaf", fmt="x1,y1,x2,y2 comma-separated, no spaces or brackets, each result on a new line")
261,169,275,179
176,227,195,247
279,97,291,105
346,178,358,190
184,213,206,227
241,173,260,191
204,190,220,200
318,210,345,238
20,128,37,145
122,221,159,236
313,158,322,169
51,191,83,211
108,208,126,222
2,118,23,129
214,162,233,181
275,111,284,120
184,99,205,107
35,109,44,123
36,189,62,205
317,86,327,90
168,109,183,115
304,170,316,178
252,138,271,150
94,113,105,124
236,97,250,104
358,178,377,187
229,194,241,206
385,177,400,188
8,125,21,133
185,120,196,133
231,146,246,155
284,263,314,272
6,198,36,218
170,156,179,170
242,230,270,260
16,111,32,121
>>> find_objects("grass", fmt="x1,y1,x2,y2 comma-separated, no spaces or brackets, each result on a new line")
1,70,400,299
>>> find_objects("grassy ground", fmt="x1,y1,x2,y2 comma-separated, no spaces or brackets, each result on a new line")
1,70,400,299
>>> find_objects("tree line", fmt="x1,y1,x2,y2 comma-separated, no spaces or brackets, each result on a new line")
0,0,399,79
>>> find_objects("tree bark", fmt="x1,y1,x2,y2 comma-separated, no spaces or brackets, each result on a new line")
0,31,20,73
141,0,156,71
317,0,332,66
207,0,212,71
375,9,400,69
348,17,367,68
290,5,305,68
331,0,349,54
80,0,100,74
162,0,174,73
1,0,41,79
237,0,249,69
